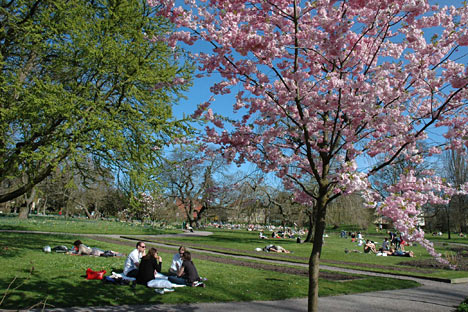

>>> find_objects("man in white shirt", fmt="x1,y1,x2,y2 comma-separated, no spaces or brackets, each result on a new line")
169,246,186,275
123,241,146,277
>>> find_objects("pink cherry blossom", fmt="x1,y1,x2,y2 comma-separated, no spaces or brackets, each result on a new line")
151,1,468,310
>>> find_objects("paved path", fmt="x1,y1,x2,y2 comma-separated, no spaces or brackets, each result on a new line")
3,230,467,312
38,281,468,312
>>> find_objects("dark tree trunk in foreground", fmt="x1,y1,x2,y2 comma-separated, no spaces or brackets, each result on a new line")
308,192,328,312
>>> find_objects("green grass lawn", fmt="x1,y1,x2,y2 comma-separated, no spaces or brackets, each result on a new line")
0,214,179,235
142,228,468,280
0,231,419,309
2,216,467,280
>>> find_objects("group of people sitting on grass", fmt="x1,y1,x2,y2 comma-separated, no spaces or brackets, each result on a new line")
67,240,205,293
123,242,206,294
363,237,414,257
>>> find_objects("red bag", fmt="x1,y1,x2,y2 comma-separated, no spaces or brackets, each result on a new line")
86,268,106,280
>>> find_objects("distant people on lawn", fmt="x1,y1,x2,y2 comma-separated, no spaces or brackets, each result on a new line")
364,240,377,254
387,247,414,257
388,230,396,245
340,230,347,238
263,244,290,253
169,246,186,276
70,240,93,255
168,251,205,287
398,235,407,250
123,241,146,277
394,234,401,249
69,240,102,256
382,238,390,251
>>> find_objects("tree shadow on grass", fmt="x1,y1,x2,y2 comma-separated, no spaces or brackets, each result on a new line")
1,271,306,311
0,277,165,310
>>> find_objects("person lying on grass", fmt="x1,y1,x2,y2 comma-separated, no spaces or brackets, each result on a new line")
387,248,414,257
67,240,124,257
263,244,291,253
168,251,205,287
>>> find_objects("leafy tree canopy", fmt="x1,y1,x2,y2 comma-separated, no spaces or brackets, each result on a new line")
0,0,194,202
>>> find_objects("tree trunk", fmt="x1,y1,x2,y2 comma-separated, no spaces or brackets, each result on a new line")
304,211,314,243
18,205,30,219
42,197,48,215
19,188,36,219
308,194,327,312
195,205,207,226
447,212,451,240
82,205,92,219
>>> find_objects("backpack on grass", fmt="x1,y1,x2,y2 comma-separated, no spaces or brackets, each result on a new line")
86,268,106,280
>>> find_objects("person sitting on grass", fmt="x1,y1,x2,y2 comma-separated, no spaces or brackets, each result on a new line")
168,251,205,287
123,241,146,278
169,246,186,276
382,237,390,251
271,231,278,238
364,240,377,254
399,236,407,251
263,244,291,253
136,247,163,285
259,231,267,239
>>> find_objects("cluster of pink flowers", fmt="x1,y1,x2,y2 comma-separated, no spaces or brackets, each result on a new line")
137,193,165,221
374,170,466,267
154,77,186,90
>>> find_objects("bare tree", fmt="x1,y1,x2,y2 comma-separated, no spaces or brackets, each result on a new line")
443,149,468,235
161,148,227,227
